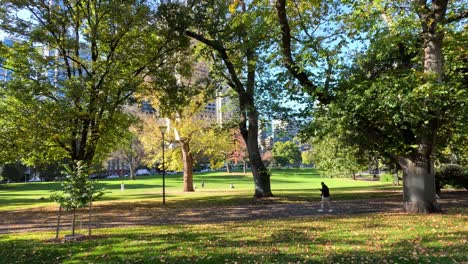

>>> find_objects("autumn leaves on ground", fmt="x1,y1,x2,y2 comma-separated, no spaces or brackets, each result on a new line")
0,169,467,264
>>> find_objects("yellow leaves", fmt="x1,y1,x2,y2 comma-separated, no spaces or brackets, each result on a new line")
229,0,240,14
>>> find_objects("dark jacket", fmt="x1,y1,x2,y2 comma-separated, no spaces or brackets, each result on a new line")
321,185,330,197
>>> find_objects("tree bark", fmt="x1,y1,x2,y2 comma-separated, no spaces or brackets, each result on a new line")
55,205,62,240
240,102,273,198
415,0,448,78
397,154,441,213
275,0,331,104
180,139,194,192
129,163,136,180
226,157,231,173
88,201,92,237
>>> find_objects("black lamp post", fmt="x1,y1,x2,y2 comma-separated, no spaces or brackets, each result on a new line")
159,125,167,205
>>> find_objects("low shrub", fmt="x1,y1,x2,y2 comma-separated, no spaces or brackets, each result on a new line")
436,165,468,190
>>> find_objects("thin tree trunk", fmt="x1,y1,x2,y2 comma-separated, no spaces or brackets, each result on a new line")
226,158,231,173
55,205,62,240
394,172,399,186
398,154,441,213
180,140,194,192
72,208,76,237
243,160,247,174
88,201,92,237
129,163,136,180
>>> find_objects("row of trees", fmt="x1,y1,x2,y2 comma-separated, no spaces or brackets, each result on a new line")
1,0,466,213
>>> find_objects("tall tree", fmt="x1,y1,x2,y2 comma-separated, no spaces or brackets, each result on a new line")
276,0,467,212
272,141,302,167
159,0,275,197
0,0,184,170
309,135,367,179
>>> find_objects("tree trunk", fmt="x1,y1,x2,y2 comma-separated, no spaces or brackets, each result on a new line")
243,160,247,174
397,154,441,213
129,163,136,180
243,110,272,198
417,0,447,79
180,140,194,192
226,158,231,173
72,208,76,237
88,201,92,237
55,205,62,239
423,34,444,77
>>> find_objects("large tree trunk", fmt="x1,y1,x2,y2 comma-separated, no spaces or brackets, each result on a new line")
397,153,440,213
423,34,444,77
241,108,273,198
416,0,447,79
180,140,194,192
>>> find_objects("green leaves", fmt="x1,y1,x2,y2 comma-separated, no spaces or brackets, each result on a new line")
50,161,104,211
272,141,302,167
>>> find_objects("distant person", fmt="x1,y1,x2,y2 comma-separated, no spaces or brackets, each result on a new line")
318,182,332,212
201,180,205,188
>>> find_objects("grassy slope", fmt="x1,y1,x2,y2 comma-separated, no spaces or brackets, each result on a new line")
0,209,466,264
0,169,398,211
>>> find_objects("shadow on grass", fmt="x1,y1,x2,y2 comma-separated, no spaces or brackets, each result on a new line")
0,218,466,264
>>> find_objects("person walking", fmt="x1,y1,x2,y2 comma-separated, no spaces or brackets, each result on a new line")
318,182,333,212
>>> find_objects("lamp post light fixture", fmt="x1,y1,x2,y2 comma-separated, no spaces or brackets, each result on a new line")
159,124,167,205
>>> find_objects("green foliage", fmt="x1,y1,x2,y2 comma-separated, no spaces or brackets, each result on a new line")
435,165,468,189
309,134,367,178
50,161,104,211
379,174,394,183
272,141,302,167
0,0,186,168
0,163,25,182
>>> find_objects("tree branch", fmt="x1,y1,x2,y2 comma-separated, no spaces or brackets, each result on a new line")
445,10,468,24
275,0,331,104
184,30,245,95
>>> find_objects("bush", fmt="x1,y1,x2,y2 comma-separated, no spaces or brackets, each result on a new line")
436,165,468,190
1,163,26,182
379,173,394,182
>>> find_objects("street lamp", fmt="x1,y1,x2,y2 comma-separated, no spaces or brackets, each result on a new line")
159,124,167,205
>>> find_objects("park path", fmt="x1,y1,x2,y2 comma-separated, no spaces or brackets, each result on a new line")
0,191,466,234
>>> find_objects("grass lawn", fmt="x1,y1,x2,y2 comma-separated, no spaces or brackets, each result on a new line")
0,168,399,211
0,208,466,264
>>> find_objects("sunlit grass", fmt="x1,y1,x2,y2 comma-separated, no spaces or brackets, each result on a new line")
0,168,399,211
0,208,466,264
